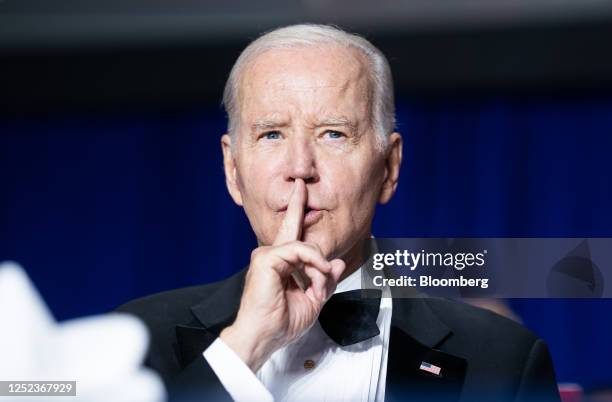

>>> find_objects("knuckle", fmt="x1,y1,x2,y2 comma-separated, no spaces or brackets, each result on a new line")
250,248,260,260
306,241,322,253
280,240,302,251
250,246,268,262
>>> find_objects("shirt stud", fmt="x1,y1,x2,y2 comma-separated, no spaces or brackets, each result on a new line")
303,359,316,370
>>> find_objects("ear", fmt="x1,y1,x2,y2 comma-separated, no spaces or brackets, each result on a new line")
378,132,403,204
221,134,244,206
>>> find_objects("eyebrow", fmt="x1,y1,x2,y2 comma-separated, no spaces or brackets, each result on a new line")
250,116,357,132
314,116,357,132
251,119,289,132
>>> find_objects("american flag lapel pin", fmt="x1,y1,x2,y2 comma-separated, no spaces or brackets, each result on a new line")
419,361,442,376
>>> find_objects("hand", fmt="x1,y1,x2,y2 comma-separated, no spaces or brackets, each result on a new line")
220,179,346,372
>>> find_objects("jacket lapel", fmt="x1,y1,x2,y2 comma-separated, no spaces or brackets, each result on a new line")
385,297,467,402
175,269,245,368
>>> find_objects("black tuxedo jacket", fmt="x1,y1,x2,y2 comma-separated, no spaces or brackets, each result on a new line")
117,269,561,402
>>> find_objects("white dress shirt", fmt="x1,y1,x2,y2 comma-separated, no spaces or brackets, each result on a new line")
203,266,393,402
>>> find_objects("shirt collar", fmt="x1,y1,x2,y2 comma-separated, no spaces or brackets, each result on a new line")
334,266,363,293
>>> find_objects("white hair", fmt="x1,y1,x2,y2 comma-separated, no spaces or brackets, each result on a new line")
222,23,396,149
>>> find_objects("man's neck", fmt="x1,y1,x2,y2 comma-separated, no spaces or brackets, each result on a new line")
338,235,373,283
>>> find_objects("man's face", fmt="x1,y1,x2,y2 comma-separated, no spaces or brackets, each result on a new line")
222,45,401,262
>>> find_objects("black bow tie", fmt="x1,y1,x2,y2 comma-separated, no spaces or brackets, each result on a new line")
318,289,382,346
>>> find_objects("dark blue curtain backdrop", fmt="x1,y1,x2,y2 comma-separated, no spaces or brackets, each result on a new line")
1,95,611,389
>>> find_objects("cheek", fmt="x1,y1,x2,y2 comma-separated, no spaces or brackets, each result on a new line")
235,153,286,243
237,152,278,201
322,154,384,209
238,175,276,229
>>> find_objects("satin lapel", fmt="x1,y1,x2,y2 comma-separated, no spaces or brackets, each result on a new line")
175,269,246,368
385,297,467,402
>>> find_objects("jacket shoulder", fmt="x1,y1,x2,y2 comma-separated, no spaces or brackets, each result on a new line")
117,283,214,323
424,297,539,346
114,271,245,383
422,298,559,401
115,269,244,328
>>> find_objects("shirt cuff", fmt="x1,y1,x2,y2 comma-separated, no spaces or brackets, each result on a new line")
203,337,274,402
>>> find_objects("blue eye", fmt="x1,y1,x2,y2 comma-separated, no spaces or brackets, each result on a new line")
262,131,281,140
325,130,345,139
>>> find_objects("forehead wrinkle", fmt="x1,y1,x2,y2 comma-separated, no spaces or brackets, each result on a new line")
276,81,345,92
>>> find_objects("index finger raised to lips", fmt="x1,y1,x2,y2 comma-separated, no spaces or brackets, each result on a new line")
273,179,306,246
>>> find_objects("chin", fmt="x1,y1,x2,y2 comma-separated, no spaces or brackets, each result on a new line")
302,228,335,258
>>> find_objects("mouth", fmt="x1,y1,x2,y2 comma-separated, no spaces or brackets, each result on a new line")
303,207,323,227
277,205,324,227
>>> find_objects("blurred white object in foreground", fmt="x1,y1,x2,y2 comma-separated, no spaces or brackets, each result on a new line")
0,261,166,402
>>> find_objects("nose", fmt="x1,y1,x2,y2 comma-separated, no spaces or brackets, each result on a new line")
284,136,319,184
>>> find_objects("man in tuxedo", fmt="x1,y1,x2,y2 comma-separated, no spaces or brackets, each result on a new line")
118,24,561,402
